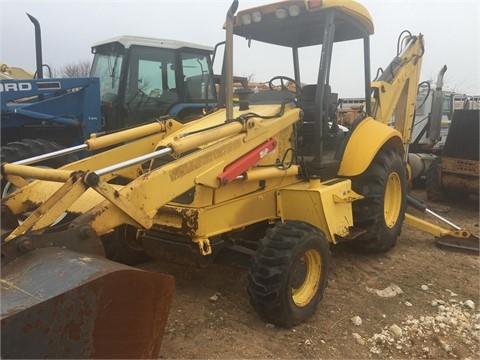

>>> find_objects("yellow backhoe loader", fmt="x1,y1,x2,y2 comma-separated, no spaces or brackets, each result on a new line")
1,0,478,358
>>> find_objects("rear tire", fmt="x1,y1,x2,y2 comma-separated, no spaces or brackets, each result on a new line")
247,221,330,328
1,138,77,165
350,148,407,252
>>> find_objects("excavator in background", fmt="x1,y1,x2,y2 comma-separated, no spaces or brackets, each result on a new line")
425,108,479,201
403,66,479,200
1,0,478,358
407,65,454,182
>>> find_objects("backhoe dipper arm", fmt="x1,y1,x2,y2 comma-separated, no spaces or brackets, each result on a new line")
405,196,479,252
371,32,425,146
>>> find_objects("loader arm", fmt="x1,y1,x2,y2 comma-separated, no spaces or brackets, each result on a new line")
2,104,302,253
1,121,173,220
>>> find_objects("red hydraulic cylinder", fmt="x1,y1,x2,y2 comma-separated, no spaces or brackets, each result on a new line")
218,138,277,186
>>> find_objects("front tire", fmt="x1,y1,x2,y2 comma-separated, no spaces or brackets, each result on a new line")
102,225,150,265
350,147,407,252
247,221,330,328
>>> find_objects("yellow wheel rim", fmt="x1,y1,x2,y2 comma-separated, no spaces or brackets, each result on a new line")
291,249,322,307
384,172,402,228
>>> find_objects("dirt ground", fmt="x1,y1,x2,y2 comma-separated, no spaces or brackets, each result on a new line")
140,189,480,359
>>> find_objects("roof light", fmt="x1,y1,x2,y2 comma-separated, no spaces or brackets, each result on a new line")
275,8,288,19
252,11,262,23
241,13,252,25
288,5,301,17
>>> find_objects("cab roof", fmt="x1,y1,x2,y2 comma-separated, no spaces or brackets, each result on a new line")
91,35,213,52
233,0,374,48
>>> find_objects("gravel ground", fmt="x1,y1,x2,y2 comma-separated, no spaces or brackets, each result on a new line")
138,190,479,359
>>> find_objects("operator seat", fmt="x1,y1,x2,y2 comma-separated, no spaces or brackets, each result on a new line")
299,84,317,122
297,84,345,154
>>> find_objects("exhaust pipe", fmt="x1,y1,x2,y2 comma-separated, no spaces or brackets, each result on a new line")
428,65,447,143
225,0,238,121
435,65,447,90
27,13,43,79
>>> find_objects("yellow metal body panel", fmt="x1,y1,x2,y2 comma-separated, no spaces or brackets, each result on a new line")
235,0,374,45
276,179,360,242
153,176,360,246
153,175,360,248
154,167,301,237
306,0,374,34
338,117,404,176
158,189,278,239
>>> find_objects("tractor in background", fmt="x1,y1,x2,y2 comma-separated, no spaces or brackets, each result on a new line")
1,14,217,170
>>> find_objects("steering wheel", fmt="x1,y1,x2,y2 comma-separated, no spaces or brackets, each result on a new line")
268,76,301,93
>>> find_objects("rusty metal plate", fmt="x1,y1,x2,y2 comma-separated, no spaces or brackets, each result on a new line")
1,247,175,359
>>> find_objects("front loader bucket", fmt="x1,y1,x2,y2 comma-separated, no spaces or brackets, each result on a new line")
1,247,174,359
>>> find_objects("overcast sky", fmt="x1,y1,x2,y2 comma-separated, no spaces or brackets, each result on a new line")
1,0,479,97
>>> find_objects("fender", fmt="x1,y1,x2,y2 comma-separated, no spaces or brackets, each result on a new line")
338,117,404,176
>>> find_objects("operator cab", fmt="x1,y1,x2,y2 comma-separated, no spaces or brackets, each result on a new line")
90,36,216,132
229,0,374,178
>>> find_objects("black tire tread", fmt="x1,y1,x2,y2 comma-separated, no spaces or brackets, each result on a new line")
350,148,407,252
101,225,150,266
1,139,77,166
247,221,330,328
1,139,78,194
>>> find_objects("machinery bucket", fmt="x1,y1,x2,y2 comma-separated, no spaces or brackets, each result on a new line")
406,195,479,254
435,234,480,254
1,247,175,359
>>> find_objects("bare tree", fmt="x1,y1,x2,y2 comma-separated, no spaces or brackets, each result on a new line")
57,60,91,78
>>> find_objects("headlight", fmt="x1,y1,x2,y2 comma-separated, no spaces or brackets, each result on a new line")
288,5,301,17
275,8,288,20
252,11,262,23
241,13,252,25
